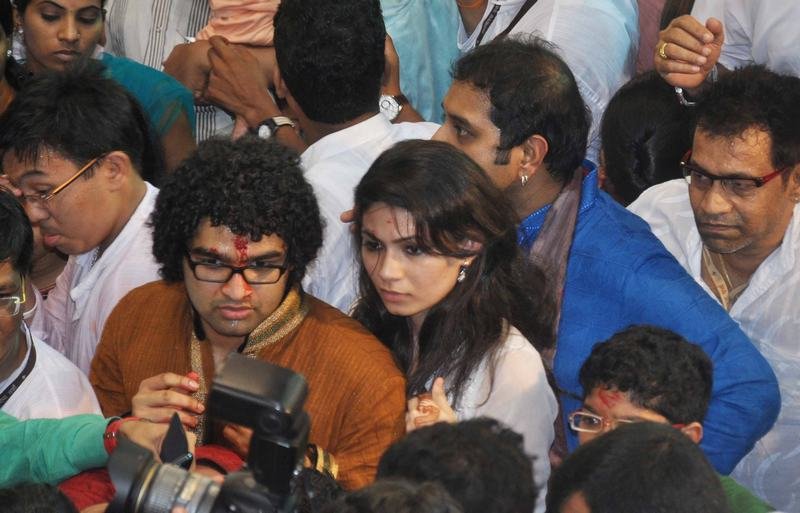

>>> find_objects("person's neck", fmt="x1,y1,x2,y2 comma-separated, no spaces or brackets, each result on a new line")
31,251,67,293
97,179,148,259
205,331,247,372
716,244,780,284
458,0,490,35
302,111,377,146
510,170,565,221
0,329,28,382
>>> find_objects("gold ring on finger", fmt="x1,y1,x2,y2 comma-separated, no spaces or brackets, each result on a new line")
658,42,669,60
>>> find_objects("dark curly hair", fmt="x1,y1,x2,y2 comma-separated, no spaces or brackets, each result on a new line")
453,36,589,184
273,0,384,124
579,325,713,425
322,480,463,513
352,140,555,405
696,65,800,172
600,71,694,205
151,136,323,286
377,418,536,513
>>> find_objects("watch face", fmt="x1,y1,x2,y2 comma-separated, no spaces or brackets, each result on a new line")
257,124,273,139
380,95,401,120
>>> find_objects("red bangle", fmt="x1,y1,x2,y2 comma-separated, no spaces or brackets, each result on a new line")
103,417,141,454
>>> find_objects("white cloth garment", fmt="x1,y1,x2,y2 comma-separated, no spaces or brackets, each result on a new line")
30,184,161,374
691,0,800,77
103,0,233,140
454,326,557,513
457,0,639,164
629,179,800,511
300,114,438,312
1,325,101,420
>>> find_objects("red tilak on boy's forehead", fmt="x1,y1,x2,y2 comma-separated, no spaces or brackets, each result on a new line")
598,389,622,409
233,235,249,265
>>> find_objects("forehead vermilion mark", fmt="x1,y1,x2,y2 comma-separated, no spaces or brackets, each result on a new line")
233,236,248,266
598,388,622,409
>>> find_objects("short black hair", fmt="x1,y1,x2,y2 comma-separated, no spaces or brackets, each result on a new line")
0,484,78,513
0,59,163,182
579,325,712,425
453,36,589,184
546,422,728,513
0,188,33,275
151,136,323,286
696,65,800,172
322,480,463,513
0,0,12,40
274,0,385,124
377,418,536,513
600,71,694,205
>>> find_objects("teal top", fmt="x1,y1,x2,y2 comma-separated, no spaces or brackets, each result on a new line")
101,52,196,137
720,475,774,513
0,410,108,486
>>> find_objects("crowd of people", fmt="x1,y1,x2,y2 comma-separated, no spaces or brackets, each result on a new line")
0,0,797,512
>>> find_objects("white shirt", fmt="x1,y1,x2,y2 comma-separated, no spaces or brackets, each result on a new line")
31,183,161,374
103,0,233,140
455,326,558,513
629,179,800,511
691,0,800,77
457,0,639,164
1,326,100,419
300,114,438,312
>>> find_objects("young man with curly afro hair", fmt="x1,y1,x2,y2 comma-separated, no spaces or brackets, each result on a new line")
89,136,407,490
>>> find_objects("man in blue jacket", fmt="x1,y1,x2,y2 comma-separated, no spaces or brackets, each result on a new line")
432,36,779,473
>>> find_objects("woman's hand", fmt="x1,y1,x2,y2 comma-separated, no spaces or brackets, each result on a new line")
405,377,457,432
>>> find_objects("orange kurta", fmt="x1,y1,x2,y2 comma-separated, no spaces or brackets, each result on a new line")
90,281,406,489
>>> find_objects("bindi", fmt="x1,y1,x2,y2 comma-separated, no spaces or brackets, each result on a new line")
233,236,249,266
598,388,623,409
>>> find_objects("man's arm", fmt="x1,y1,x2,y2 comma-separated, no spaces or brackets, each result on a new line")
331,373,407,489
627,254,780,473
0,411,107,486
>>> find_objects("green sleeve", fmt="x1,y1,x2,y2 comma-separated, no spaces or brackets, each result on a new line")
0,411,109,486
719,475,774,513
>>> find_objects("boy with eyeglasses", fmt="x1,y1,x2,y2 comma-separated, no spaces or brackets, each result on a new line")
0,188,99,420
571,325,772,513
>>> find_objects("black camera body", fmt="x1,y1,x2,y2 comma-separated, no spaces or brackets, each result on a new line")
107,353,310,513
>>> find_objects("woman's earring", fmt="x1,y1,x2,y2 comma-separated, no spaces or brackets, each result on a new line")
520,173,529,187
5,49,10,58
457,261,469,283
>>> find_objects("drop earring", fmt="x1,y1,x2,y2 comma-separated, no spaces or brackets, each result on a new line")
520,173,529,187
457,261,469,283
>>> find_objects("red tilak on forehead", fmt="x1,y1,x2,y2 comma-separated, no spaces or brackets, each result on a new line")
233,236,249,265
598,389,622,409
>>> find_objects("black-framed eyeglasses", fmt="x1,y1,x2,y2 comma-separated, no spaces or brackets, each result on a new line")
681,150,785,198
0,275,27,318
185,252,289,285
20,154,106,209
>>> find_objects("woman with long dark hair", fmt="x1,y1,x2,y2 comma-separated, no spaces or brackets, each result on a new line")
353,139,558,509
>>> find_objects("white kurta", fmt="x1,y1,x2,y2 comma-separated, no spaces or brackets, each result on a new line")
30,183,161,374
300,114,438,312
454,326,558,513
457,0,639,164
1,326,100,419
692,0,800,77
629,179,800,511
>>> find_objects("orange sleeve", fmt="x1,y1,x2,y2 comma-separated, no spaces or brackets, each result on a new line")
89,296,133,417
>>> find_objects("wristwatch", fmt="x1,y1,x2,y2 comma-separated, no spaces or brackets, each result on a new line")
250,116,296,139
379,94,408,121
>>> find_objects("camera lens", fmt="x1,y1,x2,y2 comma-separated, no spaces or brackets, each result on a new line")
134,465,221,513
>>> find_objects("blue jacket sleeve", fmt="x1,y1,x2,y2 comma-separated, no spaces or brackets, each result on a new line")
627,253,780,473
0,411,109,486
